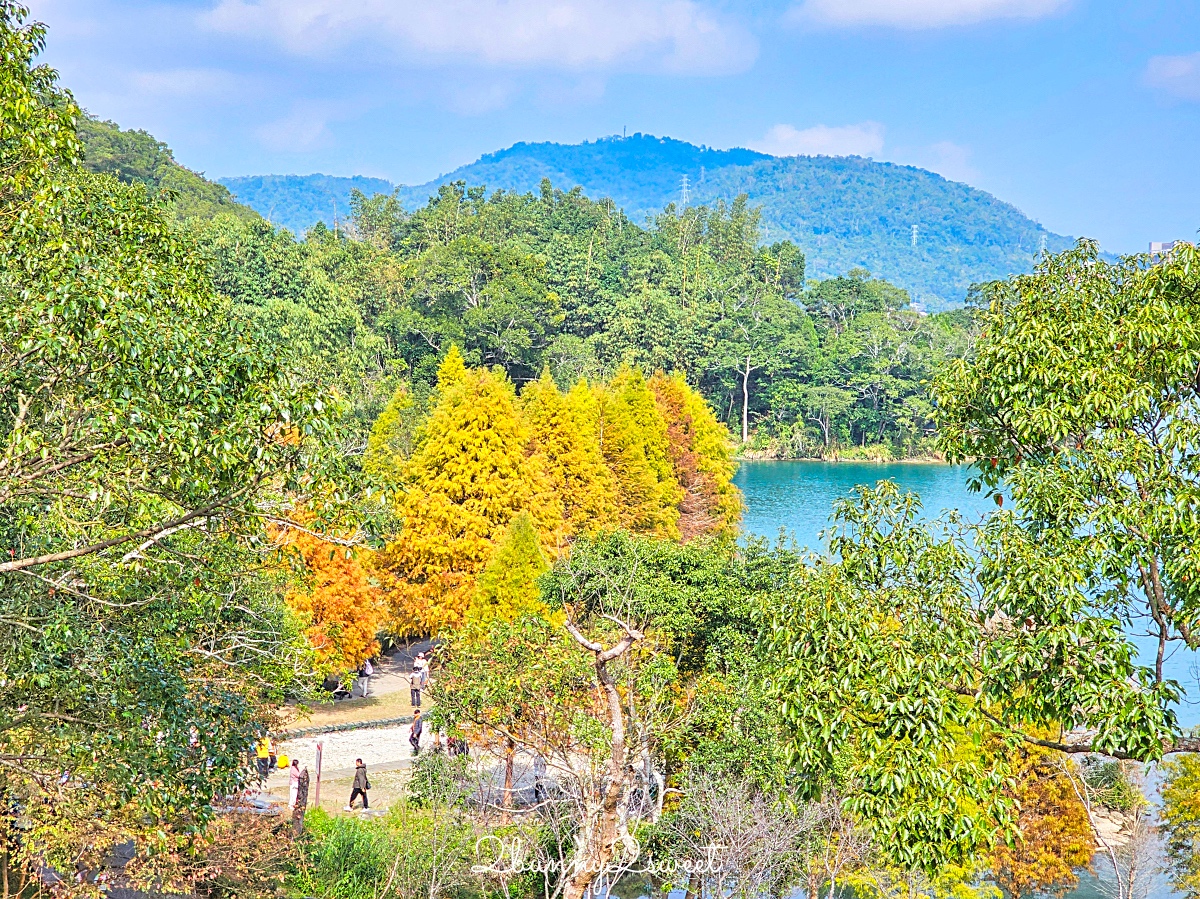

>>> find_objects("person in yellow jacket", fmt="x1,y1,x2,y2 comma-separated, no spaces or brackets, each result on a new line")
255,736,271,784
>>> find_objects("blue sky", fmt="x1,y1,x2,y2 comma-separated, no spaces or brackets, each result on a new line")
26,0,1200,253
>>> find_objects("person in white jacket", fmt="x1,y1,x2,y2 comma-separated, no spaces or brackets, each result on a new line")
287,758,301,809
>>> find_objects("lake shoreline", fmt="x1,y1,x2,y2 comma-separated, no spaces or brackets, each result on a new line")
736,453,949,465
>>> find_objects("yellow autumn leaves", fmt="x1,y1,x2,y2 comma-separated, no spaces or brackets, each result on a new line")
370,347,741,636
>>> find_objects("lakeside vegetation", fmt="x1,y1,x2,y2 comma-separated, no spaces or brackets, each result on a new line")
5,5,1200,899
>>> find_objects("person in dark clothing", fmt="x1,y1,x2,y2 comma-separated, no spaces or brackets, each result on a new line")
346,759,370,810
409,710,423,755
293,767,310,836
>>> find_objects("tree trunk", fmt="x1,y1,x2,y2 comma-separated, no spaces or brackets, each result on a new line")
741,356,752,444
561,620,643,899
501,737,515,824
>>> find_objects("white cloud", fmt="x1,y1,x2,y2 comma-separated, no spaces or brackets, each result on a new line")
1144,52,1200,102
254,103,336,151
201,0,756,74
130,68,243,99
913,140,979,182
791,0,1070,29
752,122,886,157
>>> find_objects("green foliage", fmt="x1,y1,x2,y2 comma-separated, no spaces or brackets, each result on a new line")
470,512,551,624
767,483,1012,877
1162,754,1200,897
1079,758,1142,813
187,170,973,456
431,614,596,757
0,2,342,874
294,809,405,899
364,383,419,484
78,115,258,222
0,1,78,210
935,239,1198,758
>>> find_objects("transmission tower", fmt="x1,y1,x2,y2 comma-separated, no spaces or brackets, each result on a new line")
680,174,690,206
1038,233,1047,257
911,224,919,249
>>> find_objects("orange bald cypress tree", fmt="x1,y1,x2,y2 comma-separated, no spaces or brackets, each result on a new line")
649,371,741,539
989,747,1094,898
279,529,382,670
380,347,559,635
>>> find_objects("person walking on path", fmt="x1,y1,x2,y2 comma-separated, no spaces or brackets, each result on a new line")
409,664,423,708
254,736,271,785
288,758,301,809
292,766,309,836
346,759,370,810
410,710,423,755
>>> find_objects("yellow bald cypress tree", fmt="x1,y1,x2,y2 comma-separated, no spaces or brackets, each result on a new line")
380,347,559,635
571,368,682,539
522,369,618,543
363,384,415,486
466,511,552,625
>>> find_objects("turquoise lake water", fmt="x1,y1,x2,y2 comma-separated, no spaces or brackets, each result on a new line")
733,460,1200,730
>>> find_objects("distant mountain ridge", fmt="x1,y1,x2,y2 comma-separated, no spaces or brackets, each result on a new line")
219,173,394,232
220,134,1076,309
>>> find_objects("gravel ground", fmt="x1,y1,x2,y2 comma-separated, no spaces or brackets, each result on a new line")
281,723,427,774
260,722,437,813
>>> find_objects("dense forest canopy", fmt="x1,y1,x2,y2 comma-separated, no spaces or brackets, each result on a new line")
219,134,1075,309
73,119,976,457
188,182,974,458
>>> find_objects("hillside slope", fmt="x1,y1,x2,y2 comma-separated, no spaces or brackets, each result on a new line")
79,117,258,222
220,134,1076,308
701,154,1075,305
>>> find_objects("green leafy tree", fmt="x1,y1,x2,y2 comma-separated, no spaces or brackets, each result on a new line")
935,240,1200,756
78,115,257,222
767,483,1012,878
1162,754,1200,897
0,3,338,883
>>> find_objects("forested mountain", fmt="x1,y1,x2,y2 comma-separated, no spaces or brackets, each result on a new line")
79,116,258,222
220,134,1075,309
73,115,965,455
220,173,394,233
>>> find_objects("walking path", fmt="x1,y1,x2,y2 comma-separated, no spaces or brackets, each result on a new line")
263,642,437,814
366,639,433,697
